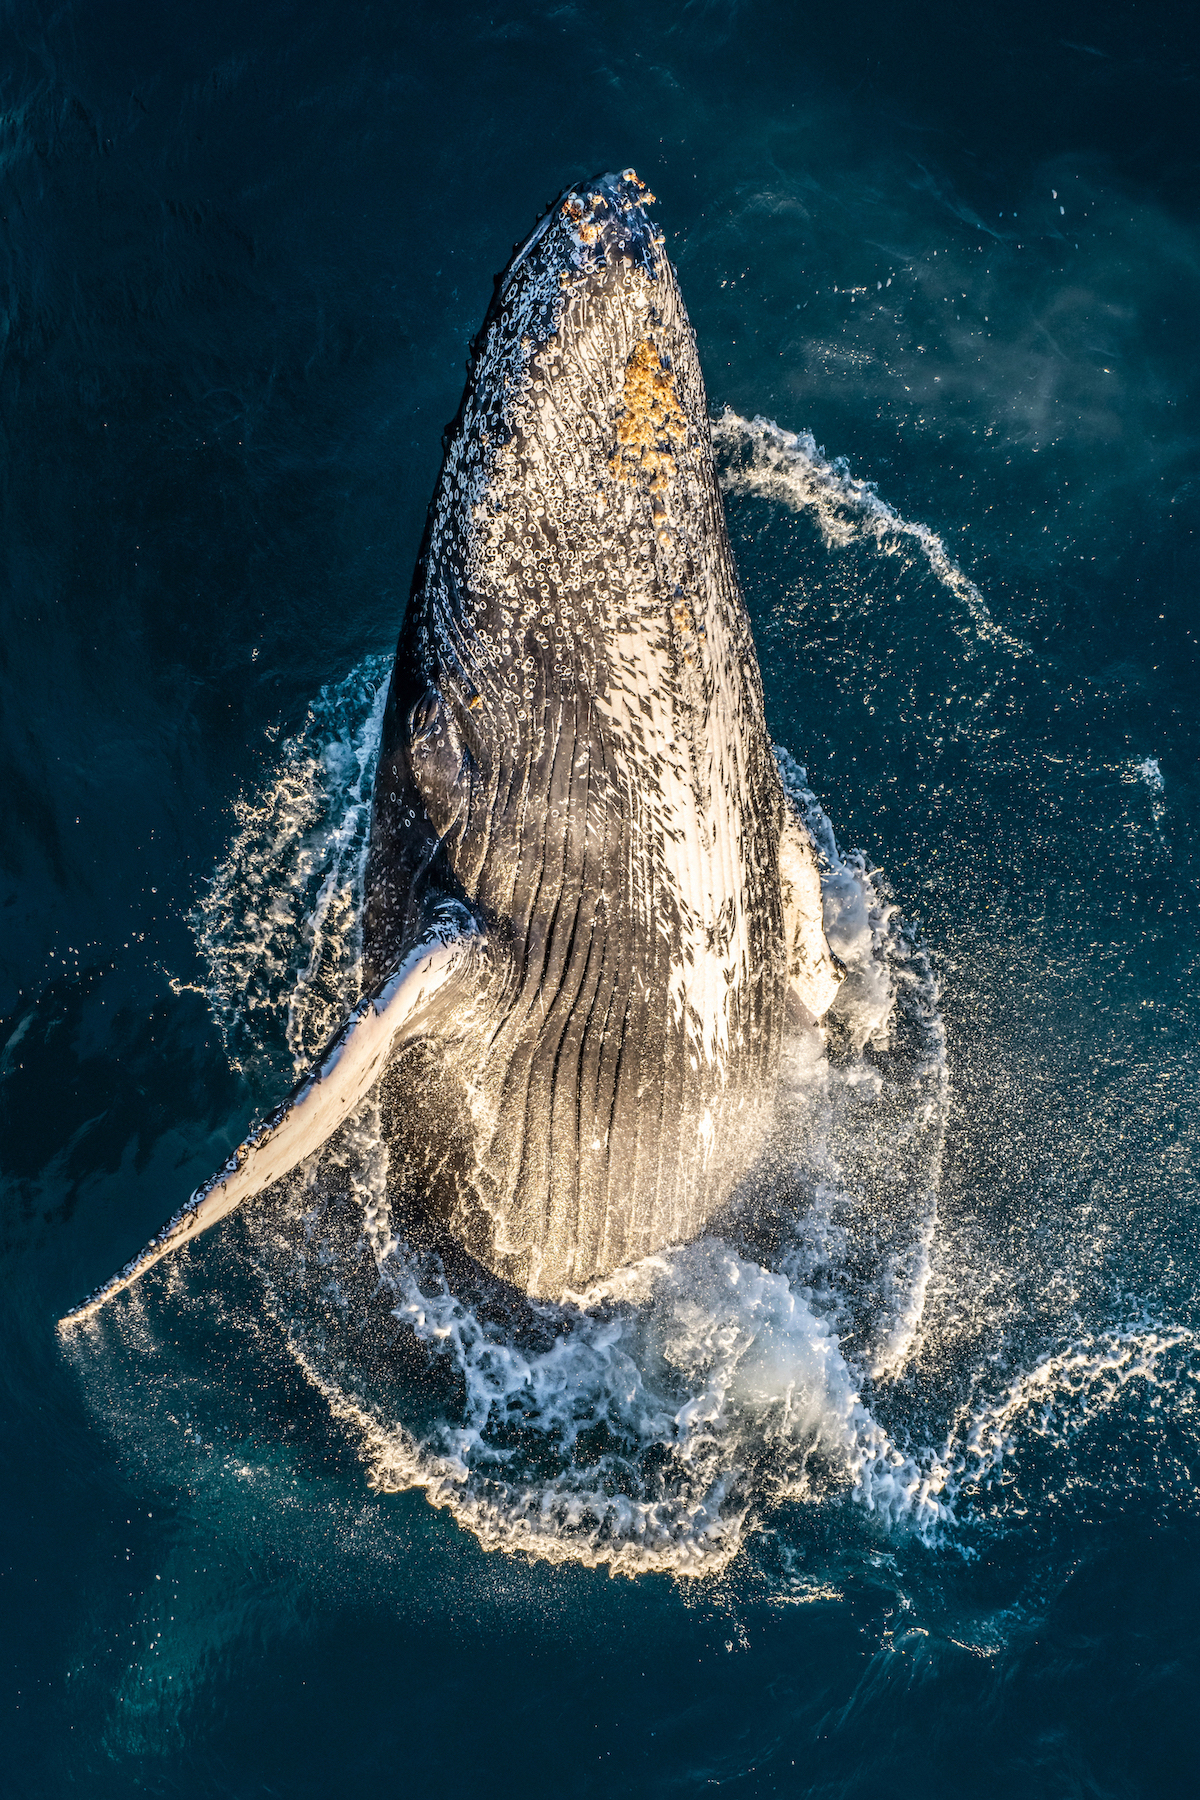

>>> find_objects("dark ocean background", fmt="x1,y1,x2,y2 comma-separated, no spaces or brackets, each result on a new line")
4,2,1200,1794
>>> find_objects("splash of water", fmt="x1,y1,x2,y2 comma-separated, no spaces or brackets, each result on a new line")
189,656,391,1076
936,1319,1196,1502
179,648,953,1574
88,681,1192,1588
776,750,946,1383
711,408,1029,659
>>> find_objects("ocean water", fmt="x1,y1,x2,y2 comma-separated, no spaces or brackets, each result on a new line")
3,2,1199,1794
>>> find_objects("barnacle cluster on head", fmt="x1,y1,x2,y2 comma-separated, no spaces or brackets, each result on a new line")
559,168,657,254
555,168,661,282
609,338,687,493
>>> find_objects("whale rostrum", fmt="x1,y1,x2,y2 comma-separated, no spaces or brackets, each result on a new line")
59,169,841,1329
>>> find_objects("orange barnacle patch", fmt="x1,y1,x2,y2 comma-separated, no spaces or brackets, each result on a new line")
563,197,584,223
608,339,687,489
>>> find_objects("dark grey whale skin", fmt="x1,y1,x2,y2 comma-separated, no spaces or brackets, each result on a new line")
360,170,818,1299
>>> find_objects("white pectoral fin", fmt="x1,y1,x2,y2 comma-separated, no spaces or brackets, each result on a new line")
58,905,488,1331
779,803,843,1023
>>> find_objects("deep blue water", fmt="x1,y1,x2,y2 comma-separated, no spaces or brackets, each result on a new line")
4,2,1200,1793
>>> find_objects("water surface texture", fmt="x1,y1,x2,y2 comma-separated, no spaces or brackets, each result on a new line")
4,3,1199,1794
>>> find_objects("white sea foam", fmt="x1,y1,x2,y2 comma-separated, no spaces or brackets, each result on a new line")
711,409,1029,659
277,1236,950,1577
921,1320,1198,1525
189,657,390,1074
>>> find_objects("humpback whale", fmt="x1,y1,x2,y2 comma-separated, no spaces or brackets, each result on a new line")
60,169,840,1328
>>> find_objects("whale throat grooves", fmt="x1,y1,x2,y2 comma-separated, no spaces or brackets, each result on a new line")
364,171,836,1299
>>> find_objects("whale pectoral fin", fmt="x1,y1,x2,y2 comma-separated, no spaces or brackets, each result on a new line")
58,904,489,1331
779,805,844,1023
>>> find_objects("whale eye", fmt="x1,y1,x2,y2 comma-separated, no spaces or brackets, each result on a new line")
407,686,442,747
